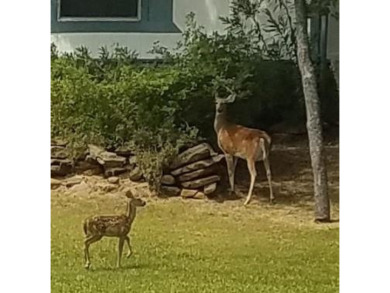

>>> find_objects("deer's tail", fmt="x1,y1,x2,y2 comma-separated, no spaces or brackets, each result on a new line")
260,136,271,160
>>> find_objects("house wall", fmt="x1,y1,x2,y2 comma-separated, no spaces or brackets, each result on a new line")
51,0,231,58
327,15,339,61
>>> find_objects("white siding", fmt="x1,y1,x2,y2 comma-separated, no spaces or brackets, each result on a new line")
51,0,231,58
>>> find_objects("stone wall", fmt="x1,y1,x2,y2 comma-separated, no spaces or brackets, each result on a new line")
51,140,225,199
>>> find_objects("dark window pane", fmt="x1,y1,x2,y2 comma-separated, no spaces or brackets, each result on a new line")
60,0,139,18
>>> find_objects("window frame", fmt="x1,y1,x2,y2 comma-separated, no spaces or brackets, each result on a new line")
57,0,142,22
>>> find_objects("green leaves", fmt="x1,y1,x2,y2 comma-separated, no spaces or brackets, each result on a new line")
221,0,297,61
51,51,198,188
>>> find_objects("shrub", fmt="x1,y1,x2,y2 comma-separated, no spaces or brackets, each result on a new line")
51,51,198,190
151,11,338,141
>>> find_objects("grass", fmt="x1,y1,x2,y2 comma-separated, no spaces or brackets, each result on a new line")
51,194,339,293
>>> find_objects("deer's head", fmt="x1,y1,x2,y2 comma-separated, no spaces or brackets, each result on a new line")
125,190,146,207
215,86,236,115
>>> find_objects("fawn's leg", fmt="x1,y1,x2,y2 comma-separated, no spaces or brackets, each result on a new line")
244,159,257,205
84,235,102,269
125,236,133,258
263,157,274,203
117,237,125,268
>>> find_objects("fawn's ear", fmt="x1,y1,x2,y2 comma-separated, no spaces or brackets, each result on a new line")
125,190,134,198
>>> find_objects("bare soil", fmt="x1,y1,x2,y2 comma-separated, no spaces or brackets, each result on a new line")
52,134,339,229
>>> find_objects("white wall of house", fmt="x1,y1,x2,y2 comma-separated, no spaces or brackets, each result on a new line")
327,15,339,61
51,0,231,58
51,0,339,62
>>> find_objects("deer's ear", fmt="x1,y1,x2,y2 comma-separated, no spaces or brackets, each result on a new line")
125,190,134,198
226,93,236,103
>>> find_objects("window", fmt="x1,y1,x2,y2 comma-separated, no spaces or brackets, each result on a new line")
59,0,140,21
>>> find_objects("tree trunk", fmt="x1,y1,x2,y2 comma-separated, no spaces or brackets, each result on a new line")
294,0,330,222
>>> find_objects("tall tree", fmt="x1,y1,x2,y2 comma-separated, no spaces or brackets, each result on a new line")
294,0,330,221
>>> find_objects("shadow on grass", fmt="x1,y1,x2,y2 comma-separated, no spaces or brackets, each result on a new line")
89,262,152,272
211,146,339,209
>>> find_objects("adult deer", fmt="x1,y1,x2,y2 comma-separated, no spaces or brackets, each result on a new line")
82,190,146,269
214,87,274,205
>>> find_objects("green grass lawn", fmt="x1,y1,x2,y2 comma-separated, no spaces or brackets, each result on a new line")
51,194,339,293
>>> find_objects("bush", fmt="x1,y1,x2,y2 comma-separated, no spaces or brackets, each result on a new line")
51,51,198,189
150,12,337,144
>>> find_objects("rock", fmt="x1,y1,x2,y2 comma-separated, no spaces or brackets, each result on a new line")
63,176,83,188
51,146,68,159
74,161,103,175
86,145,127,168
96,151,126,168
51,138,68,147
51,178,62,189
107,176,120,184
115,146,133,157
75,151,88,162
51,165,64,176
83,168,103,176
97,183,118,193
171,155,225,176
160,186,181,197
161,175,175,186
122,157,137,173
88,144,105,160
177,166,217,182
129,167,143,182
104,167,127,177
51,162,73,177
124,164,135,172
51,158,73,166
129,156,138,164
193,192,206,199
181,175,221,189
204,182,217,195
170,143,217,169
69,181,90,194
74,160,97,170
180,189,198,199
85,155,96,164
180,189,206,199
128,156,138,168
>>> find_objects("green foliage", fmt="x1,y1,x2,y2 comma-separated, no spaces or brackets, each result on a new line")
51,47,198,189
220,0,297,61
151,9,337,139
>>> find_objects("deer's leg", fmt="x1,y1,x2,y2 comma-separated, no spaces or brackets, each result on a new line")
232,156,238,191
84,235,102,269
117,237,125,268
263,157,274,203
225,154,236,193
244,159,257,205
125,236,133,258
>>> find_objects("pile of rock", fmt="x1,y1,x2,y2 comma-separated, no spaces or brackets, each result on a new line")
51,139,226,200
51,141,143,180
51,139,73,176
159,143,225,199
